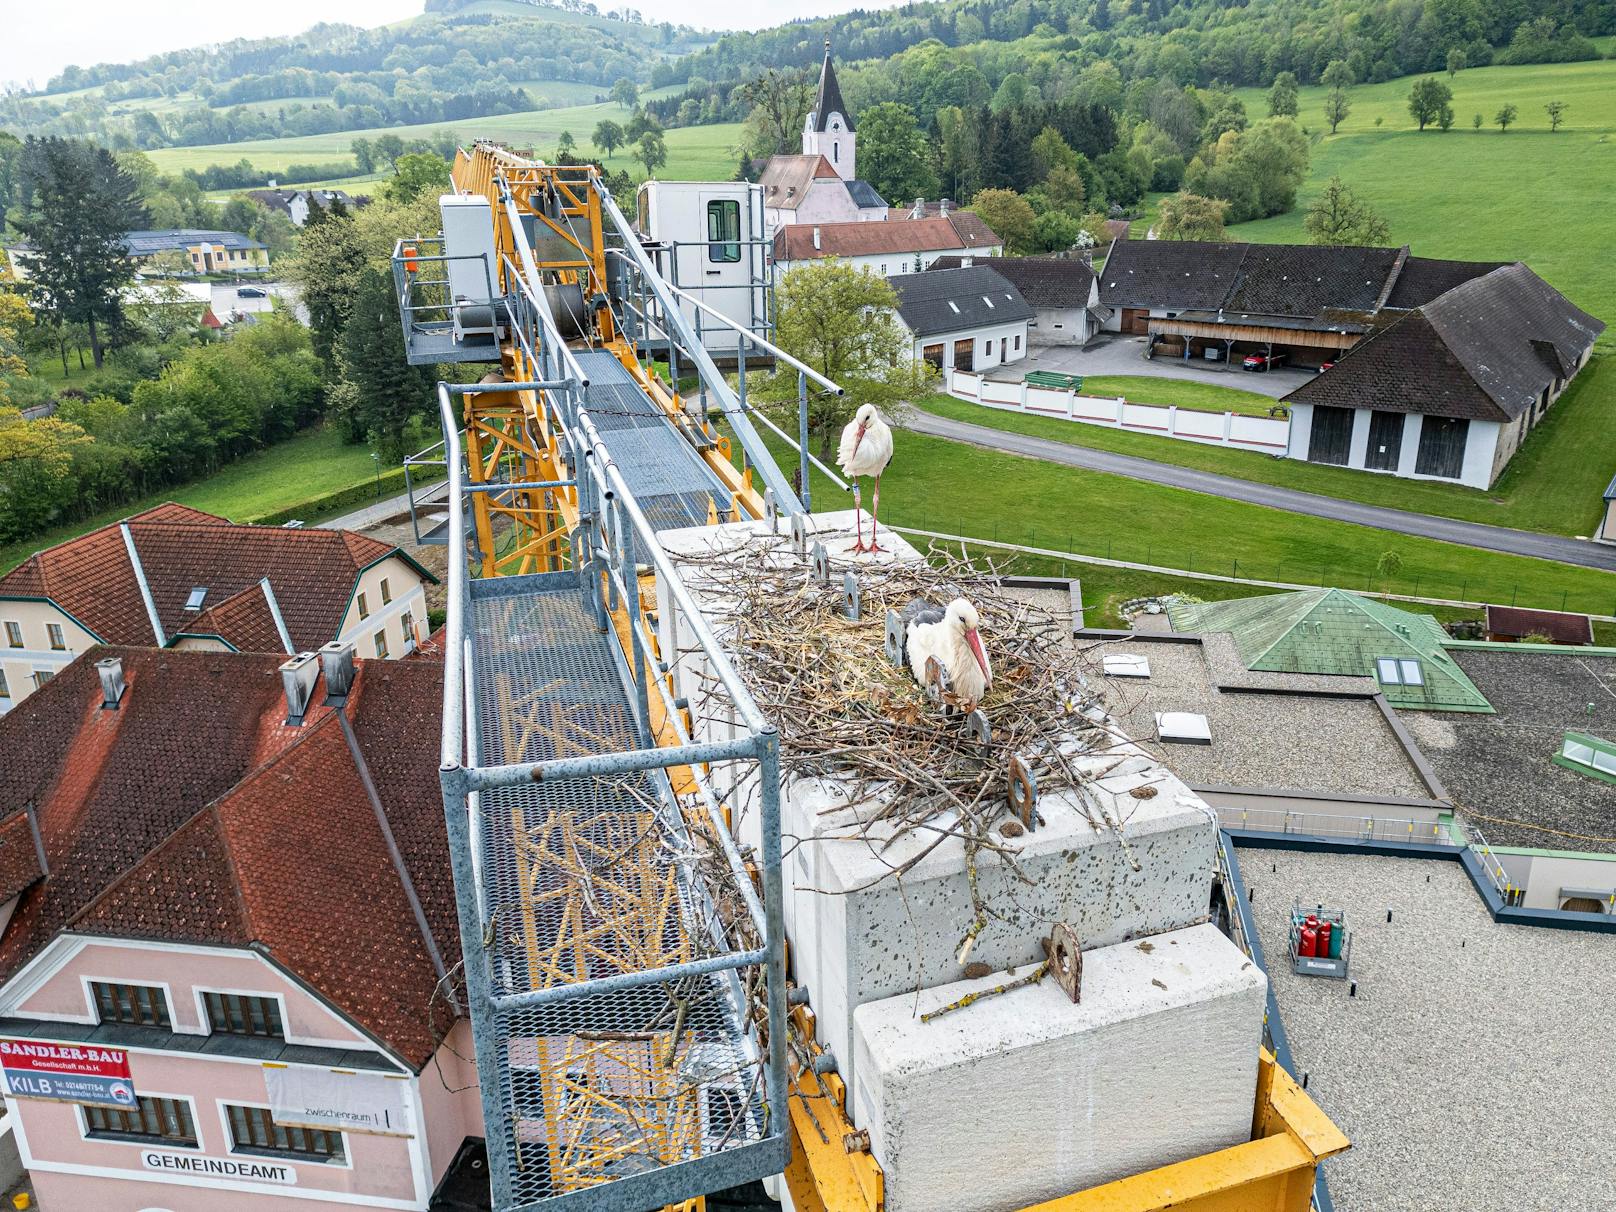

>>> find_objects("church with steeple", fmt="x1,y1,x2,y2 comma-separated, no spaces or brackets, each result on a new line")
758,40,889,236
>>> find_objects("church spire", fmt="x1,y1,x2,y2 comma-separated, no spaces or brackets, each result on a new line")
809,37,854,134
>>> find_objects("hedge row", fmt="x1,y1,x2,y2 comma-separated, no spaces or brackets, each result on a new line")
249,464,447,527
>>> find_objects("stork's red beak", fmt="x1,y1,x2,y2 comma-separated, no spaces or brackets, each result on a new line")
966,628,990,683
852,421,867,458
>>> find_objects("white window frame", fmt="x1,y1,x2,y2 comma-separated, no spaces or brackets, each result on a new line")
47,623,66,651
4,620,21,648
374,629,389,659
82,975,178,1030
1375,657,1424,686
195,985,290,1041
217,1099,352,1170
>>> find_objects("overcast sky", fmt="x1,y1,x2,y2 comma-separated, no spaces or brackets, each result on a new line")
2,0,883,92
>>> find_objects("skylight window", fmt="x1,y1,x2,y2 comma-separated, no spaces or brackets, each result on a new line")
1103,654,1151,678
1156,712,1211,745
184,587,208,611
1374,657,1424,686
947,301,960,313
982,295,994,307
1556,732,1616,781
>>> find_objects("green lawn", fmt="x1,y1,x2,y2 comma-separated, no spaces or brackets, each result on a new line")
920,351,1616,538
1226,58,1616,339
1069,374,1279,416
772,425,1616,616
0,426,406,574
145,102,742,183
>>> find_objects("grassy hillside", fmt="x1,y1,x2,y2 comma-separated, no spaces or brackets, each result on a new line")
146,96,739,181
1228,58,1616,333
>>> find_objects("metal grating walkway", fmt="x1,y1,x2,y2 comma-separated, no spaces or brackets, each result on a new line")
574,351,726,533
467,574,767,1208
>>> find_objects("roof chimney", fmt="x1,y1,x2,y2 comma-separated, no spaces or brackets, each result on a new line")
812,226,821,250
320,640,357,702
279,652,320,726
95,656,126,710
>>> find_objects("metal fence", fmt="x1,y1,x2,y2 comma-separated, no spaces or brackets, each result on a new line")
1216,805,1450,845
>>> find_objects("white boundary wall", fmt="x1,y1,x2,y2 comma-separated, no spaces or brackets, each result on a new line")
950,369,1290,454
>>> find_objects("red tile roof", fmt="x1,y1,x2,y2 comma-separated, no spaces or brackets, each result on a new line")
773,214,1003,263
0,503,435,653
1485,605,1594,645
759,154,842,206
0,647,457,1068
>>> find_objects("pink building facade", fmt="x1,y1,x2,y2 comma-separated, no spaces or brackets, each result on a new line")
1,937,482,1210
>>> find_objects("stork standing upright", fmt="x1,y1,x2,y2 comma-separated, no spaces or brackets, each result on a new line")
836,403,894,554
903,597,993,708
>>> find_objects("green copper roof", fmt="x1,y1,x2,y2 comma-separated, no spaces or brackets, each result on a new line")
1168,587,1494,712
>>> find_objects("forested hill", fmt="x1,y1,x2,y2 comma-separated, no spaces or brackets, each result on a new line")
4,3,707,150
656,0,1610,93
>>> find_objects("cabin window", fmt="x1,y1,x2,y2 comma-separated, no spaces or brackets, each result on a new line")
226,1104,345,1163
91,981,171,1028
85,1097,198,1148
203,991,286,1039
706,199,741,263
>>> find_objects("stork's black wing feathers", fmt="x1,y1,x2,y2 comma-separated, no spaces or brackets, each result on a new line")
900,599,944,630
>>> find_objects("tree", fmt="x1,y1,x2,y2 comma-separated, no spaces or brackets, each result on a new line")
0,293,33,405
968,188,1037,254
856,103,938,205
1267,71,1299,118
1033,210,1082,251
373,134,406,171
1472,112,1484,131
1375,550,1404,597
1494,103,1518,133
1437,106,1456,131
1321,60,1355,92
739,68,813,157
1446,48,1467,78
593,119,625,159
13,136,148,369
335,266,435,460
351,138,376,173
634,130,667,177
610,77,639,110
1407,78,1454,131
0,406,93,539
1545,100,1568,132
1303,176,1390,246
384,152,449,203
1155,192,1228,241
1323,89,1351,135
763,262,934,458
557,130,577,159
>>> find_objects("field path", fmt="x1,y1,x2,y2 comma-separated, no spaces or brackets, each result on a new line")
903,410,1616,573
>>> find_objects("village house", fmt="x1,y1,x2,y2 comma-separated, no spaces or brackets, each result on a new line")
0,503,435,712
758,42,888,236
771,212,1002,279
0,645,481,1210
246,188,361,228
9,229,270,280
889,265,1033,374
932,254,1105,345
1094,240,1602,489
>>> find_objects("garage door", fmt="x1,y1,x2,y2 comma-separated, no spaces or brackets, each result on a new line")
1364,410,1404,471
1415,416,1469,479
1307,405,1354,466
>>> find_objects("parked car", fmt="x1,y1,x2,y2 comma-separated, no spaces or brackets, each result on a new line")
236,285,268,298
1242,351,1287,372
1316,360,1336,373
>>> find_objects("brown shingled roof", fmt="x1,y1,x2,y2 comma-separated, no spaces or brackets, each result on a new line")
773,214,1001,262
0,648,457,1068
0,503,435,653
759,154,841,207
1485,605,1594,645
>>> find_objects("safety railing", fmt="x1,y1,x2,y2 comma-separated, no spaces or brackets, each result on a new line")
390,235,501,353
1462,822,1521,903
434,265,789,1210
401,433,453,546
1217,805,1450,845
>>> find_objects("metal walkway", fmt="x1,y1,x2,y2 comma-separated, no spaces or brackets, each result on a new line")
464,572,771,1210
574,351,729,534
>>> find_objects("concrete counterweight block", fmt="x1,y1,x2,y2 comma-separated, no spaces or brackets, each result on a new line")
852,923,1267,1212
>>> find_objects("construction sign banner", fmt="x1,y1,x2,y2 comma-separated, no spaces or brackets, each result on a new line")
263,1064,414,1137
0,1039,136,1109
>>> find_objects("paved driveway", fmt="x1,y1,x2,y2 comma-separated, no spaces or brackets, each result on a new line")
988,334,1315,400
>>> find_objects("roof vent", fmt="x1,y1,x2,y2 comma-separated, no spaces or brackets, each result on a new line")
95,656,126,710
1103,654,1151,679
1156,711,1212,745
279,652,321,726
320,640,357,702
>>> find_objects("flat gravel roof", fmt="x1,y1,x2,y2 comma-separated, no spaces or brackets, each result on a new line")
1246,849,1616,1211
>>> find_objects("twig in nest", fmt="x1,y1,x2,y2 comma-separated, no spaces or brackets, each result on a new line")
920,960,1050,1023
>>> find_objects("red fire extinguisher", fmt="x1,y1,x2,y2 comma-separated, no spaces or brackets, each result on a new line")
1317,920,1333,958
1299,925,1318,957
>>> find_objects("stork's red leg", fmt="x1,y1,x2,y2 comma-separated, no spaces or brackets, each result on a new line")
846,479,870,553
867,475,885,552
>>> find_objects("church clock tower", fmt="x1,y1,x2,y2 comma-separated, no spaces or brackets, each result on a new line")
802,39,855,183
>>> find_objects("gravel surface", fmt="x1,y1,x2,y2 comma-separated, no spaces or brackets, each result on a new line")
1247,850,1616,1211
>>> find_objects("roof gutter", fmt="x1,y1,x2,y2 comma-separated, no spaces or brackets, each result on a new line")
120,524,167,647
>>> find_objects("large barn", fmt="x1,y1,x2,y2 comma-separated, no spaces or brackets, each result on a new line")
1096,239,1603,488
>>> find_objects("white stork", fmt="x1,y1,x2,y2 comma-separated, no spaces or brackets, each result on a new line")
904,598,992,708
836,403,894,553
